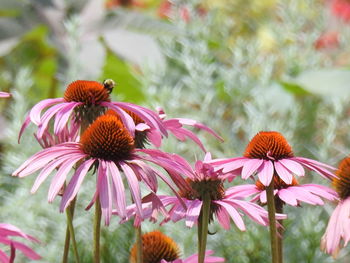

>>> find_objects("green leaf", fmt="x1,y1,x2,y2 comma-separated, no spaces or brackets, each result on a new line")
101,51,145,103
279,81,310,96
294,69,350,98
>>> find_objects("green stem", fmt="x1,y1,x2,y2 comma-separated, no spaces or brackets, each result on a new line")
198,194,211,263
266,181,279,263
62,194,77,263
136,226,143,263
276,200,284,263
94,197,102,263
66,199,80,263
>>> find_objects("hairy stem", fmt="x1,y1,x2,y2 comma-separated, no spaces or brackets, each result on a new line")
266,181,279,263
136,226,143,263
94,197,102,263
198,194,211,263
66,199,80,263
276,200,284,263
62,193,77,263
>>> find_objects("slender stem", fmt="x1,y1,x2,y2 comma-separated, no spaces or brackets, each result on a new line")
266,181,279,263
198,194,211,263
136,226,143,263
62,227,70,263
275,200,284,263
62,194,77,263
94,197,102,263
66,200,80,263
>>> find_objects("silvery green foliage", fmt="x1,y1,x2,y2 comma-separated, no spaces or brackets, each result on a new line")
138,0,350,262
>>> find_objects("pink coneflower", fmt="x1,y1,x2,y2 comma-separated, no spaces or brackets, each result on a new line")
0,92,10,98
321,157,350,257
13,114,188,225
129,231,224,263
209,131,336,186
229,176,338,207
331,0,350,22
0,223,40,263
19,79,167,142
154,153,286,230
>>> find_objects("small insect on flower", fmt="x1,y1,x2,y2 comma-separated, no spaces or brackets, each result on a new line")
103,79,116,94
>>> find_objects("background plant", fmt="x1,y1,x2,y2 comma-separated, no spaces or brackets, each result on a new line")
1,0,350,262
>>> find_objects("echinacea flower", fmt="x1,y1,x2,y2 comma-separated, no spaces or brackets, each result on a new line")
144,153,286,230
19,79,167,142
321,156,350,257
229,176,338,207
0,92,10,98
129,230,224,263
209,131,336,186
331,0,350,23
0,223,40,263
13,114,189,225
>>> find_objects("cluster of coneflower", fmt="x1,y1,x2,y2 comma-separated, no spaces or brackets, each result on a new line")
1,80,350,263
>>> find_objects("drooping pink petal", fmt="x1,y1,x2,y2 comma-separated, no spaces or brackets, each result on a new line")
279,159,305,177
216,207,231,230
281,187,324,206
301,184,338,201
120,162,143,218
215,200,246,231
277,189,298,206
257,160,274,186
241,159,263,180
169,127,206,152
225,185,260,199
0,92,10,98
185,200,202,228
147,129,162,147
37,103,69,138
60,159,95,211
48,154,83,202
135,123,150,131
98,160,112,225
220,158,248,173
53,102,81,135
29,98,65,125
0,237,40,260
274,161,293,184
108,162,127,219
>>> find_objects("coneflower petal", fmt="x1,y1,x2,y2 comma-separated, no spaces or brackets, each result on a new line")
185,200,202,228
257,160,274,186
99,161,113,225
215,200,245,231
274,161,293,184
108,162,127,219
60,159,95,211
242,159,263,180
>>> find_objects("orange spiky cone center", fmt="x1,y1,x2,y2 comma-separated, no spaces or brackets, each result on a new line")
129,231,180,263
333,157,350,200
64,80,110,105
80,115,134,161
244,131,294,160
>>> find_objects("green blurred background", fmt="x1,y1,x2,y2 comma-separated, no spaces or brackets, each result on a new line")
1,0,350,262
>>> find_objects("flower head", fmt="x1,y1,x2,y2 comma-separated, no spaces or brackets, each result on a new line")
0,223,40,263
210,131,336,186
19,79,167,143
322,157,350,257
129,230,224,263
13,114,188,225
132,153,286,231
